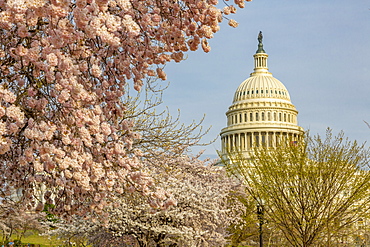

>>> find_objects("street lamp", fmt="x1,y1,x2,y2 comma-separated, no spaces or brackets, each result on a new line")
257,201,264,247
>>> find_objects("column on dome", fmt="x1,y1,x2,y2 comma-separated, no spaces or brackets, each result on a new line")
244,133,247,151
238,133,241,150
228,135,231,151
246,132,250,150
241,133,245,150
221,136,224,152
233,133,236,150
231,134,235,151
251,132,254,148
224,136,227,152
259,132,262,147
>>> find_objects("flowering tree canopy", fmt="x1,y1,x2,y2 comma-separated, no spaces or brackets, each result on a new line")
48,154,243,247
0,0,250,216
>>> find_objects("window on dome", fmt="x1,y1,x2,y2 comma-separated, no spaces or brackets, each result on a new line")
239,114,242,123
262,112,265,121
256,112,259,121
247,91,249,95
244,113,247,122
261,90,264,94
243,91,246,95
268,112,271,121
284,113,286,122
250,113,253,121
288,114,291,122
275,90,277,94
279,113,282,121
252,90,254,94
256,90,258,94
274,112,277,121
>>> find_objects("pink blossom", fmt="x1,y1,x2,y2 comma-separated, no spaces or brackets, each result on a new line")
16,45,28,56
6,105,24,124
122,15,140,36
223,6,231,15
64,170,73,179
156,68,166,80
201,39,211,53
46,53,58,66
200,25,214,39
151,14,161,23
0,122,6,135
100,122,111,136
0,87,16,103
0,107,4,117
116,0,131,10
33,161,44,172
91,64,102,77
8,123,19,133
228,19,239,28
27,87,37,97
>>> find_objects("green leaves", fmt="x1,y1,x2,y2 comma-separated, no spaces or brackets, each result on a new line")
225,130,370,246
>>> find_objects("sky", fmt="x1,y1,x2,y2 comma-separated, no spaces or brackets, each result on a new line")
158,0,370,159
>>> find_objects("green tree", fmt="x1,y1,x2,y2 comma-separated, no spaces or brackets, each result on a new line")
225,130,370,247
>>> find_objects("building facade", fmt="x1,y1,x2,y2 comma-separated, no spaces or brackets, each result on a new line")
220,33,304,159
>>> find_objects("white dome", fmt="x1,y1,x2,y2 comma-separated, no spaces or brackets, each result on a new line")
219,33,304,160
233,74,290,103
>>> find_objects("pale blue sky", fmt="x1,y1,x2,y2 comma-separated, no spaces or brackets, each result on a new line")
160,0,370,158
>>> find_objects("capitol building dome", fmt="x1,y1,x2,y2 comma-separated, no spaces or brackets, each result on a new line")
220,32,304,158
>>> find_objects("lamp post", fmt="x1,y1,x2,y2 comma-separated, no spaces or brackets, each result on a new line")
257,201,264,247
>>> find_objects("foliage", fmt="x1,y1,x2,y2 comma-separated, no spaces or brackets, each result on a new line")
225,130,370,247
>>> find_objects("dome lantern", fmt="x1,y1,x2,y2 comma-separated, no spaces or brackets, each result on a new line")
252,31,269,75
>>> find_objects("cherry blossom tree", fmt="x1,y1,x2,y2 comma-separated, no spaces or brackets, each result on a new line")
0,0,251,216
0,202,45,245
47,153,243,246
